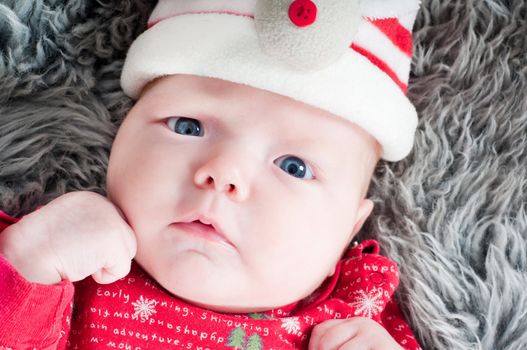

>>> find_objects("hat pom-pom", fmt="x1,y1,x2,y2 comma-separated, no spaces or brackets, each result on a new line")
255,0,361,71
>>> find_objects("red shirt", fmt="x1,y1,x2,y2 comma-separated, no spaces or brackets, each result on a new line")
0,211,421,350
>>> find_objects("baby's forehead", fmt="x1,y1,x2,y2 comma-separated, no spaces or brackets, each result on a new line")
144,76,349,123
138,75,378,151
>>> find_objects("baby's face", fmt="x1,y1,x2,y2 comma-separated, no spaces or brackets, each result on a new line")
107,74,380,312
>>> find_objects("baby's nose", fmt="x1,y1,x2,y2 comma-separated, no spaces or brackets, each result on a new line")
193,155,250,202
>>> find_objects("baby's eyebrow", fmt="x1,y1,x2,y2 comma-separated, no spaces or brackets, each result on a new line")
278,129,338,148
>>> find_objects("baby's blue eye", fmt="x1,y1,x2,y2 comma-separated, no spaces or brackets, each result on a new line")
167,117,203,137
274,155,315,180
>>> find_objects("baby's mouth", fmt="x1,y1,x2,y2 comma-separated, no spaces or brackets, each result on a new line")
170,219,234,248
193,220,214,230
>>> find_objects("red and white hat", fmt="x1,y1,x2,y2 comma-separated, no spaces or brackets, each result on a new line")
121,0,420,161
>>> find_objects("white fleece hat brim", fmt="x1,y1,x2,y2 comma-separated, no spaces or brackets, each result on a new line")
121,13,417,161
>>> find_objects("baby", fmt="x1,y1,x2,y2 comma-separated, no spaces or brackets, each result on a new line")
0,1,422,349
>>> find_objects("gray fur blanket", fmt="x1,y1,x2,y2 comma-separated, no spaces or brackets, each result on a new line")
0,0,526,349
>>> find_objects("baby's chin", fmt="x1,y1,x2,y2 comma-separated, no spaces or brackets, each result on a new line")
177,297,285,314
133,250,317,314
158,278,300,314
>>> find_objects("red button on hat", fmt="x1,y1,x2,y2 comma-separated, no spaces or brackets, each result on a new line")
288,0,317,27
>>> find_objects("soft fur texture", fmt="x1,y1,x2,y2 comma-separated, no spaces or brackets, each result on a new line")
0,0,526,349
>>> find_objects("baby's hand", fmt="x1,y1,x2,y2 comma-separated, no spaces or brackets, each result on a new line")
0,191,136,285
308,317,404,350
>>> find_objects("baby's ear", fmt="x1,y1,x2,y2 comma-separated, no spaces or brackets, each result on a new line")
327,199,374,278
351,199,374,236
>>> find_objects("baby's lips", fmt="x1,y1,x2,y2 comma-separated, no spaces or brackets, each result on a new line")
177,211,236,248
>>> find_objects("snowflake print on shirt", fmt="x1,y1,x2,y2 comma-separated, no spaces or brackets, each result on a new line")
281,317,301,335
349,288,384,318
131,295,158,321
0,224,422,350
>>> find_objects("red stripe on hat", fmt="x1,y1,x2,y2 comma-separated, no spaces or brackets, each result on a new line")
369,18,412,57
351,44,408,94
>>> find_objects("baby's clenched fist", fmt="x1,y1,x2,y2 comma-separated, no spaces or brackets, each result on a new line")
308,317,404,350
0,191,136,285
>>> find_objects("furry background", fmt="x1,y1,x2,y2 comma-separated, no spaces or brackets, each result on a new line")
0,0,526,349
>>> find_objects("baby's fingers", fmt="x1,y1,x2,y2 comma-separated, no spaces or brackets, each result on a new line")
337,337,372,350
91,259,132,284
338,334,404,350
92,226,136,284
309,319,359,350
